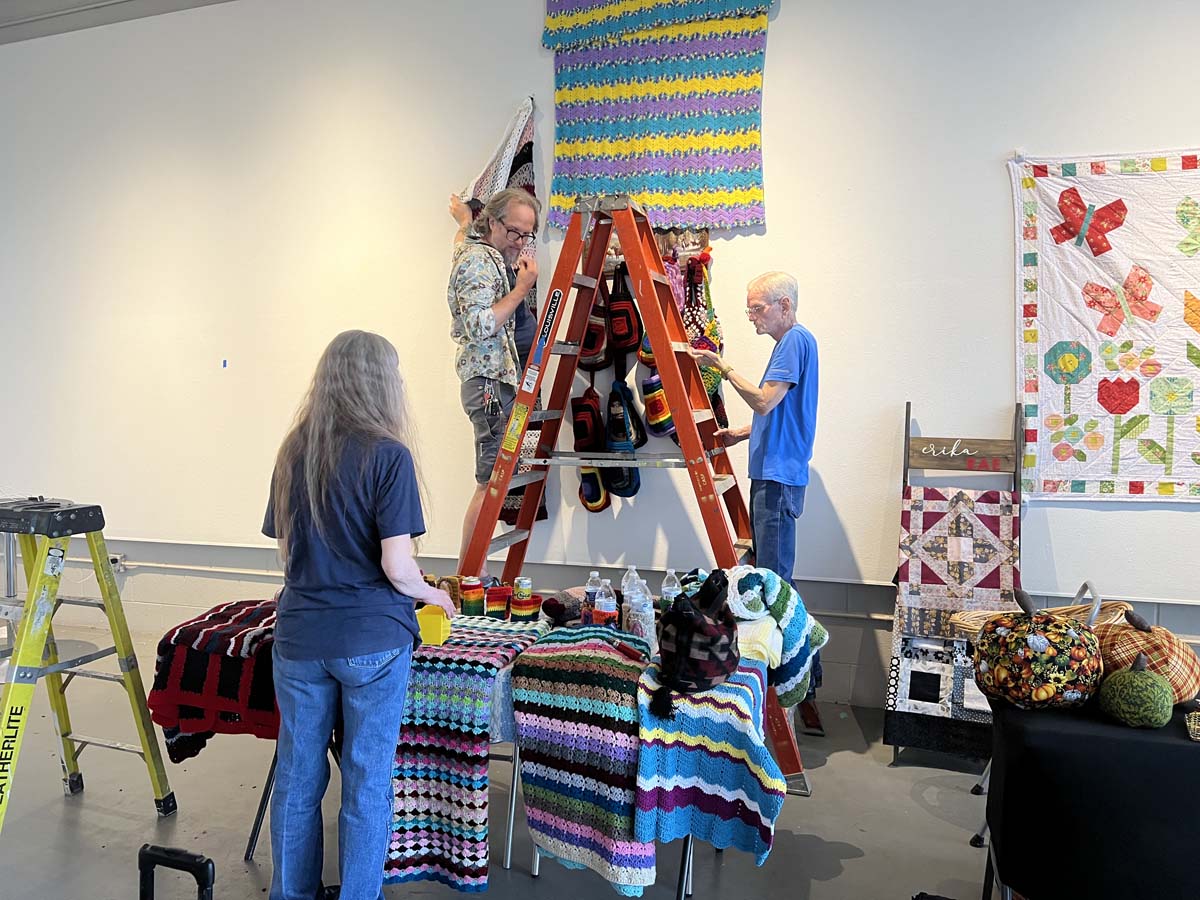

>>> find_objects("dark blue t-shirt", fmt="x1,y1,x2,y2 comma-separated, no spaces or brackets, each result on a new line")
263,438,425,661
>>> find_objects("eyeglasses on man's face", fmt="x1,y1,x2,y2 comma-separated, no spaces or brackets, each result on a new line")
498,218,537,245
745,302,772,318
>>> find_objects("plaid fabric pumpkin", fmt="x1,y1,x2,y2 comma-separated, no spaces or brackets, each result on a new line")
1094,612,1200,705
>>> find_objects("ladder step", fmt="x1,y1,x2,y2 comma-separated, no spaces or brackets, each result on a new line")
714,475,737,494
38,646,118,677
651,271,670,285
57,595,106,609
573,274,599,289
531,451,687,469
488,529,531,553
671,341,692,352
734,538,754,556
507,471,548,490
552,341,580,355
65,733,146,756
528,409,562,423
694,410,714,424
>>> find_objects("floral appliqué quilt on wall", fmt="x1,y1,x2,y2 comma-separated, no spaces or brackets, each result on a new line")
1012,150,1200,500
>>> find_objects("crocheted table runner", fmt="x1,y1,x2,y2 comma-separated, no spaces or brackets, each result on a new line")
147,598,279,763
385,617,548,892
513,627,655,896
634,659,786,863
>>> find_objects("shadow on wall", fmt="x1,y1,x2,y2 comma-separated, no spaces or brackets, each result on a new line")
792,468,860,581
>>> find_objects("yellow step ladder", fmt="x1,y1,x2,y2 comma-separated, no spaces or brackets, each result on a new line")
0,497,175,833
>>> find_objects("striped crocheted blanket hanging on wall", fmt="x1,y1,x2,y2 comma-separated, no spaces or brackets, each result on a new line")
543,0,771,231
634,658,786,863
385,617,548,893
513,627,656,896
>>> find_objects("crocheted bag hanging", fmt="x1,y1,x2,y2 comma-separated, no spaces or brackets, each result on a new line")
579,288,612,372
640,371,675,437
651,569,740,718
601,379,642,498
606,262,643,354
573,385,610,512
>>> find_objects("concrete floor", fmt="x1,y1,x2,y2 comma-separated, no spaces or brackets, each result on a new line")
0,627,995,900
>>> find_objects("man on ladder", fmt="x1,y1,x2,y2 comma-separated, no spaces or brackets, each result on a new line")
446,188,541,577
688,271,826,735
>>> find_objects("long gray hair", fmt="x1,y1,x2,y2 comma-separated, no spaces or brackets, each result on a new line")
270,330,421,563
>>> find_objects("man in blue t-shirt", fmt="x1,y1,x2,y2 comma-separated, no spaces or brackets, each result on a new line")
690,270,823,728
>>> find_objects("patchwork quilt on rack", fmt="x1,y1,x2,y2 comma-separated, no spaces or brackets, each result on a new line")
543,0,771,230
147,598,279,763
634,658,786,864
385,617,548,893
513,627,656,897
885,487,1020,750
1013,149,1200,500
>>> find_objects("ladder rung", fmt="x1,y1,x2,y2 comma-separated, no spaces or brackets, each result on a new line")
552,341,580,355
507,471,547,490
573,274,598,289
64,733,145,756
531,451,687,468
651,271,670,285
488,529,531,553
734,538,754,556
38,646,118,677
529,409,562,423
694,410,714,423
57,596,106,609
714,475,737,494
671,341,692,352
66,668,125,684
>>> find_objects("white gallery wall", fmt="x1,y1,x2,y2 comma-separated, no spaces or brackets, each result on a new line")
2,0,1198,667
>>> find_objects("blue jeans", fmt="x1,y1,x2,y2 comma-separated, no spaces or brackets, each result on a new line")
749,479,821,696
749,479,805,582
270,644,412,900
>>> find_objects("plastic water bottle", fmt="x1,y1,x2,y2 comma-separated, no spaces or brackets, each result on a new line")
661,568,682,614
595,579,619,626
621,565,640,598
583,570,602,625
627,580,658,656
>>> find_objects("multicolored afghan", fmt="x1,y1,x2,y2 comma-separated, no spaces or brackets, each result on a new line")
513,627,655,896
147,598,279,763
723,566,828,707
386,617,548,893
634,659,785,863
544,0,771,230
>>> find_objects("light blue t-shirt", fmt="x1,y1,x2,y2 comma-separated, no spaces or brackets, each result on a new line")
748,324,819,486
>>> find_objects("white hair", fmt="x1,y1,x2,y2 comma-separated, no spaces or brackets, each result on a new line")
747,271,798,311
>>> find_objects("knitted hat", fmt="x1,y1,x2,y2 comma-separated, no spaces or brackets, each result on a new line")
603,379,642,498
573,387,610,512
637,331,656,368
607,263,643,354
579,465,611,512
651,569,739,718
640,371,675,437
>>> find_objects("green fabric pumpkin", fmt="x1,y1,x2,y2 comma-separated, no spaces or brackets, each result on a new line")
1099,653,1174,729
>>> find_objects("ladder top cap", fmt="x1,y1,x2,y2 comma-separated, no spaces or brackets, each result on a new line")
0,497,105,536
572,194,648,216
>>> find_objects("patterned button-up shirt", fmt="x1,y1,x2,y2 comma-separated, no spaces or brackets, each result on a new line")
447,237,520,386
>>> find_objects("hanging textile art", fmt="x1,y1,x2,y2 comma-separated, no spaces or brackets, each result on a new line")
1012,150,1200,500
543,0,770,231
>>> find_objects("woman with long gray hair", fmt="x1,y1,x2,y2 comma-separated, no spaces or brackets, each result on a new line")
263,330,456,900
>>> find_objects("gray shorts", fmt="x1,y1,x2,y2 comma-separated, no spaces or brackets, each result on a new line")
461,376,517,484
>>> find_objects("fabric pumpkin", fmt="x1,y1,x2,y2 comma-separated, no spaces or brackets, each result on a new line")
973,587,1103,709
1099,653,1175,728
1094,611,1200,705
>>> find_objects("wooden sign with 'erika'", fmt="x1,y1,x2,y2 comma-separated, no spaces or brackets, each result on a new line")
907,437,1017,473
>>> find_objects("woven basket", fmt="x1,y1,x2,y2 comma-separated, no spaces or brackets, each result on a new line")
950,600,1131,640
1187,711,1200,742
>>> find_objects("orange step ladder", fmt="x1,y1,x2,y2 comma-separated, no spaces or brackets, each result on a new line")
462,194,811,797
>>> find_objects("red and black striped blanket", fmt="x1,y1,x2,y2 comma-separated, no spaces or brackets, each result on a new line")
147,598,279,762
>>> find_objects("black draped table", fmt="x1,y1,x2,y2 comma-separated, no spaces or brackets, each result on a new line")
987,700,1199,900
